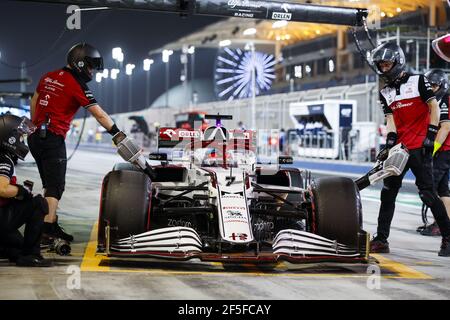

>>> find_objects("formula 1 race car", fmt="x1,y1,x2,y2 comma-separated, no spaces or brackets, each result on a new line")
96,114,408,264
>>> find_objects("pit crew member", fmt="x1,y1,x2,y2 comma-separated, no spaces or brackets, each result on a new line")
0,114,52,267
29,43,126,243
369,42,450,257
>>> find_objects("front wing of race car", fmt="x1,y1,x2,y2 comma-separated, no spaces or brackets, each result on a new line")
103,226,369,264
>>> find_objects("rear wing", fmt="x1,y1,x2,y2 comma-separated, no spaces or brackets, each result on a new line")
158,127,257,153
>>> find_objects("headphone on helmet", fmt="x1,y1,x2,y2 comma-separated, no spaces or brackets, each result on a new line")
66,43,103,83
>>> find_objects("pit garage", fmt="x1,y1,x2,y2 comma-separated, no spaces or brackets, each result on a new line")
0,0,449,304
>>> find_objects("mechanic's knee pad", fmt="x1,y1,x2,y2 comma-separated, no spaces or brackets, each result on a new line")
44,186,65,200
419,190,440,207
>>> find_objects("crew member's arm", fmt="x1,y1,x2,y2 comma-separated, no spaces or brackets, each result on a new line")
376,93,397,161
0,164,31,200
385,114,397,134
87,104,118,134
74,83,120,136
382,91,397,139
427,98,440,127
30,91,39,123
0,176,22,198
419,75,439,152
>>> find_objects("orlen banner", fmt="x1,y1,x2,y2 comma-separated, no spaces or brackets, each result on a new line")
17,0,368,26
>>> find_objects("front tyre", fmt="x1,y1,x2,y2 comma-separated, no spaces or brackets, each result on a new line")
310,177,362,247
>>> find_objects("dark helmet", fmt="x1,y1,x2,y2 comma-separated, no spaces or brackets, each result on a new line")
425,69,449,101
0,114,36,160
66,43,103,83
371,42,406,85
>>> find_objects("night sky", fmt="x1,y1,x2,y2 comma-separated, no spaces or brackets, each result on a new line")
0,0,221,115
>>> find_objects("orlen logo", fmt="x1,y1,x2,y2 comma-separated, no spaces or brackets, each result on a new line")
392,101,413,110
163,129,176,138
178,130,200,138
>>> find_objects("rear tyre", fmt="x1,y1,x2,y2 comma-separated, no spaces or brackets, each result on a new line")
98,170,151,247
310,177,361,247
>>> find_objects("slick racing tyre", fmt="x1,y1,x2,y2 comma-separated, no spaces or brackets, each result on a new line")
112,162,140,172
98,170,151,246
310,177,362,247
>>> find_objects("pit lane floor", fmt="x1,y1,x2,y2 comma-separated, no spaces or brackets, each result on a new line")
0,148,448,300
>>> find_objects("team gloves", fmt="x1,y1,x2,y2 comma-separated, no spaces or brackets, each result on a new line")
107,124,120,136
376,132,398,161
15,184,32,201
433,141,442,157
422,124,439,156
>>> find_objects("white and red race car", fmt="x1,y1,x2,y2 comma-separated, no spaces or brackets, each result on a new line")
97,114,408,264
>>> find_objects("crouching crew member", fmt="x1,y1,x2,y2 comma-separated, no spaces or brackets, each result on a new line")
0,114,52,267
369,42,450,257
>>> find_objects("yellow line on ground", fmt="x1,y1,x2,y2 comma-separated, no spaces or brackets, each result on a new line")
371,254,433,280
79,223,432,279
80,222,110,272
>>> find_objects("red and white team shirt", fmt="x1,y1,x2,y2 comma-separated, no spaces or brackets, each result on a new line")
380,74,436,150
34,67,98,138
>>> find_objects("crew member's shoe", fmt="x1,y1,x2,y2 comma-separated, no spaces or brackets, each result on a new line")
42,221,74,242
370,237,390,253
420,222,441,237
16,254,53,267
438,236,450,257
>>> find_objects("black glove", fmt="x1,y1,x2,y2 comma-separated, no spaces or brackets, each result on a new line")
15,184,32,201
377,132,397,161
107,124,120,136
422,125,439,156
32,194,49,216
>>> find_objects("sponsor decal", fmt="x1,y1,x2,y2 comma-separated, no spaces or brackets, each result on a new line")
253,221,274,231
272,12,292,20
234,12,254,18
281,3,291,12
226,210,243,218
44,77,65,87
392,101,414,110
162,128,176,138
179,130,200,138
229,233,248,241
8,137,16,145
160,128,200,140
39,100,49,107
227,0,263,9
168,219,192,228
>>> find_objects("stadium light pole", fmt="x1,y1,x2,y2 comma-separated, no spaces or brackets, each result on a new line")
143,58,154,108
125,63,135,113
112,48,124,114
188,46,195,110
110,68,120,114
162,49,173,108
